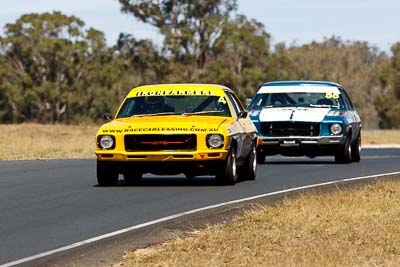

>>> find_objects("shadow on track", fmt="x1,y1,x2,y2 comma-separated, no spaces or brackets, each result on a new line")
125,176,219,187
93,175,255,187
94,176,217,187
264,156,336,165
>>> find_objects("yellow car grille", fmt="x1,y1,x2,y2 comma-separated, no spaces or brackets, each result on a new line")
124,134,197,152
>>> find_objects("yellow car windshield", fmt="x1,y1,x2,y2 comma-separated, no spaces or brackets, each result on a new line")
117,95,231,118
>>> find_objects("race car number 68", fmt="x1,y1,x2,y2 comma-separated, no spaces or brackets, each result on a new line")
325,92,340,99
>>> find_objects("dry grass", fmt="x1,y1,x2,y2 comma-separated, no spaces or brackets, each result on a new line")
0,124,399,160
117,181,400,267
0,123,99,160
362,130,400,145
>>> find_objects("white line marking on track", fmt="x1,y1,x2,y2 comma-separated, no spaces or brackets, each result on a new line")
2,171,400,267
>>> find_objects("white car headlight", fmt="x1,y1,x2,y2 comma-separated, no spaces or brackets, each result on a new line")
327,110,341,116
327,110,346,116
99,135,115,149
206,134,224,149
330,124,342,135
248,110,260,117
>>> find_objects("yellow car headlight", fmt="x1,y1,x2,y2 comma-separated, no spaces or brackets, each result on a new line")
98,135,115,150
206,134,224,149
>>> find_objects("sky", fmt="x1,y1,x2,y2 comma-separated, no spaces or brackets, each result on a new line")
0,0,399,53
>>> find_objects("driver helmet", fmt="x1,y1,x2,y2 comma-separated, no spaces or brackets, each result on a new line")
146,96,165,105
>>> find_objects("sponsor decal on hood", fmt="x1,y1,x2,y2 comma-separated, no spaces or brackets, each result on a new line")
100,116,226,134
259,107,330,122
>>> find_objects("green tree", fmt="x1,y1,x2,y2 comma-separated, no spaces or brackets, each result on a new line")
204,15,272,98
115,33,169,86
0,11,121,123
0,53,25,122
286,37,386,128
118,0,237,71
375,43,400,128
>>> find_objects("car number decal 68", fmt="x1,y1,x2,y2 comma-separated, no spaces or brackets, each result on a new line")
325,92,340,99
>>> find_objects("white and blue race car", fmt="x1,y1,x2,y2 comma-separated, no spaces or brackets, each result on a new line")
247,81,362,163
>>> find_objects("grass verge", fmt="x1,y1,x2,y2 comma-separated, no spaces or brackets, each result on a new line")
362,130,400,146
0,123,99,160
116,181,400,267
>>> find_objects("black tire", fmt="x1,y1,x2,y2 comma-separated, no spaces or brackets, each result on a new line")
216,146,238,185
124,171,143,185
335,135,352,164
351,133,361,162
97,160,119,186
238,141,257,181
256,149,265,164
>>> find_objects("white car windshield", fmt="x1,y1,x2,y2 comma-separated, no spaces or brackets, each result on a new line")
117,95,231,118
248,92,342,110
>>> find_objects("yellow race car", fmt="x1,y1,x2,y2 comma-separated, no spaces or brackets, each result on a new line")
95,84,257,186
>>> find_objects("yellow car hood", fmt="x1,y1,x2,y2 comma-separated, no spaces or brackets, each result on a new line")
99,116,228,134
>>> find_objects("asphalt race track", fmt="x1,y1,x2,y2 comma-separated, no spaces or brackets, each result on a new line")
1,148,400,265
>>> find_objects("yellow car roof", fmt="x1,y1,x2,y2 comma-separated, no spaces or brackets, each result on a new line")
126,84,229,98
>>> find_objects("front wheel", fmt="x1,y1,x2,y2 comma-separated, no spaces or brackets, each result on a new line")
238,141,257,181
216,147,238,185
335,135,352,164
351,133,361,162
256,149,265,164
97,161,119,186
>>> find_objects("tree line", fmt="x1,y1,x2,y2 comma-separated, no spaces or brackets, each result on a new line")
0,0,399,128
